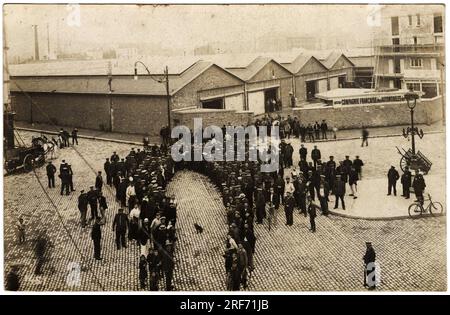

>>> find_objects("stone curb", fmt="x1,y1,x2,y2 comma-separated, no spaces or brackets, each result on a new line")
16,126,444,146
16,127,144,146
329,209,445,221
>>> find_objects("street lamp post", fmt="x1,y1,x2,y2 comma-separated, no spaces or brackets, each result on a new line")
403,90,424,155
134,61,171,130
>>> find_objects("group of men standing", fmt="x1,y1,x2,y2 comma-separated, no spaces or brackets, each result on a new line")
387,165,427,202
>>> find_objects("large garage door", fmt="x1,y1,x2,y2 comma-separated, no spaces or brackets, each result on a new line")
225,94,244,111
330,76,339,90
248,91,265,115
317,79,328,93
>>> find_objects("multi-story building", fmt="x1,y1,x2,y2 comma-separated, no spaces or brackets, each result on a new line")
373,4,444,98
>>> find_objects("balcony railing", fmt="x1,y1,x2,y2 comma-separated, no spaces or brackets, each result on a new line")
377,43,444,56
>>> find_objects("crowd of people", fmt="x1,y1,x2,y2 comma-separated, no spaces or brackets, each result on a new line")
253,114,337,142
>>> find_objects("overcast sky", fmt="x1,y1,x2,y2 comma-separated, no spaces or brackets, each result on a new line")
3,4,391,59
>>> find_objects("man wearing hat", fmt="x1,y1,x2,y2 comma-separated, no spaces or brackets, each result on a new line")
71,128,78,145
46,161,57,188
299,144,307,161
95,171,103,192
363,242,376,290
78,190,88,228
91,218,102,260
87,186,99,220
333,175,346,210
311,145,321,169
284,191,295,226
255,188,266,224
412,170,426,204
387,166,400,196
112,208,129,250
307,195,319,232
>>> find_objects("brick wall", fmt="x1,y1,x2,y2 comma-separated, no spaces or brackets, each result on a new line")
292,97,443,129
11,92,110,130
171,109,253,130
111,95,168,135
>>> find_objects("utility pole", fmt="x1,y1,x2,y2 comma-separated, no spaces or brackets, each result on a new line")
108,61,113,132
3,12,15,149
32,24,40,61
165,65,171,130
47,23,50,59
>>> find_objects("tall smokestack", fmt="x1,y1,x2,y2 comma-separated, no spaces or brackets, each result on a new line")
33,24,39,61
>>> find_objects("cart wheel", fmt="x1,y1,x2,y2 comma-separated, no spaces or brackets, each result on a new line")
23,154,35,172
400,156,409,172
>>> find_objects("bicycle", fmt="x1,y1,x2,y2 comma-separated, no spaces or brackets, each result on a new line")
408,193,444,218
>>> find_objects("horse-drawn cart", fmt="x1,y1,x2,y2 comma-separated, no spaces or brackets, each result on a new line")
4,143,45,174
396,146,432,174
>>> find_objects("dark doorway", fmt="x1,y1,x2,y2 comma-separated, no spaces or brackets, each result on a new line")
264,88,278,112
338,76,346,88
306,80,316,101
202,98,223,109
393,78,402,89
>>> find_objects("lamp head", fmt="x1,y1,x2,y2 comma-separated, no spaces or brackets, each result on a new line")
405,90,419,109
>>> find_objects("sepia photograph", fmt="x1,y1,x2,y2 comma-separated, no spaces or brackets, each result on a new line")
1,2,447,293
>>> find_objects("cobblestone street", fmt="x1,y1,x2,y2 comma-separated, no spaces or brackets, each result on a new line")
3,130,447,291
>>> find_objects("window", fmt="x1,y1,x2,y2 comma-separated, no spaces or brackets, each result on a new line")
407,82,421,92
434,14,443,33
202,98,224,109
410,58,422,67
391,16,399,36
408,15,412,26
416,14,421,26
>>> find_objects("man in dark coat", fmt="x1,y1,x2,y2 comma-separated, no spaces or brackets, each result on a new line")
387,166,400,196
78,190,88,228
87,186,99,220
307,196,319,232
412,171,426,204
299,144,307,161
95,171,103,192
361,126,369,147
59,163,70,196
320,120,328,140
284,191,295,226
46,161,56,188
311,145,321,169
353,155,364,179
104,158,112,186
333,175,346,210
161,241,175,291
363,242,376,290
112,208,128,250
5,266,20,291
71,128,78,145
91,219,102,260
401,166,412,199
67,164,75,192
255,188,266,224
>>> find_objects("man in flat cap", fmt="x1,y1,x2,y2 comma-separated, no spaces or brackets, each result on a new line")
363,242,376,290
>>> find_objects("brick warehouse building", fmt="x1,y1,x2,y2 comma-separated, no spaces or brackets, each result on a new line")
10,51,362,135
10,59,245,135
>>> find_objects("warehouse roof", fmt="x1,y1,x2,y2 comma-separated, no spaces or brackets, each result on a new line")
226,56,292,81
10,61,241,96
9,56,203,77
